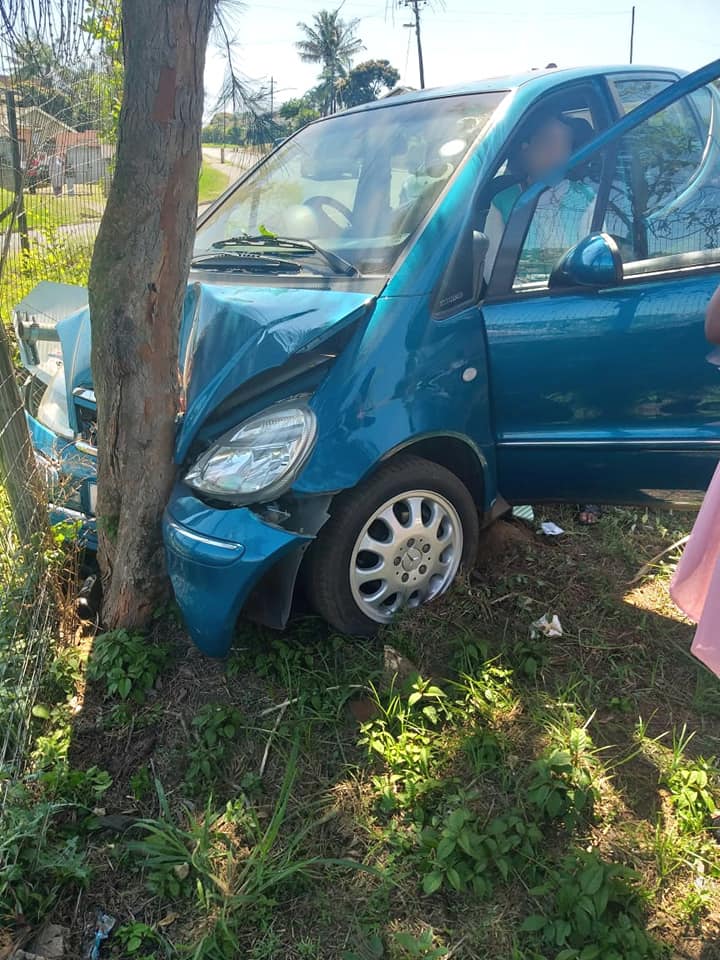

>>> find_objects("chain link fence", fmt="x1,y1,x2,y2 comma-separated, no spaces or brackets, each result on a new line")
0,0,269,813
0,17,115,808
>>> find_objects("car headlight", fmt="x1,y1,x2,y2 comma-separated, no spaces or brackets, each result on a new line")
184,401,317,503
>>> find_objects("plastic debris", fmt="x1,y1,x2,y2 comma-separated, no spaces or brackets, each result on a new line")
540,521,564,536
88,913,115,960
383,645,419,684
531,614,563,639
13,923,68,960
76,574,102,621
512,505,535,522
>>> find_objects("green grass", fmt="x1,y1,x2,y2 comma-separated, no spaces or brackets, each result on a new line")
198,164,231,204
0,230,93,328
0,184,106,232
2,505,720,958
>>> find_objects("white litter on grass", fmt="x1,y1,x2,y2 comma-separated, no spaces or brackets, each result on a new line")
531,614,563,638
540,521,565,536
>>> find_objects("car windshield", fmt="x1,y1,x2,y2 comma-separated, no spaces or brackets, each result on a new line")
194,92,507,275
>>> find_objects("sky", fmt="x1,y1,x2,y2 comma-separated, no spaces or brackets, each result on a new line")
203,0,720,115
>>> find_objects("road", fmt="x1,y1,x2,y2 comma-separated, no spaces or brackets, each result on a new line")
201,145,265,172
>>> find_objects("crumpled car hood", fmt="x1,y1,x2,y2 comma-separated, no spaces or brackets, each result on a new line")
175,282,373,460
21,281,373,459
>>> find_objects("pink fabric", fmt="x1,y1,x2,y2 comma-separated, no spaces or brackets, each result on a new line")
671,462,720,677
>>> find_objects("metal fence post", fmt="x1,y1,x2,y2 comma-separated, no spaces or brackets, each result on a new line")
0,320,43,542
5,90,30,254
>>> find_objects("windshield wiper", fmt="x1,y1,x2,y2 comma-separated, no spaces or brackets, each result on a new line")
211,234,358,277
191,251,303,273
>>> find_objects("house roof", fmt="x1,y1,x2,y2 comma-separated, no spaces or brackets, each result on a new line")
0,105,101,150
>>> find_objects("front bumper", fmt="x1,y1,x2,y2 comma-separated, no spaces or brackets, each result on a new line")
29,412,314,656
28,412,98,546
163,486,311,657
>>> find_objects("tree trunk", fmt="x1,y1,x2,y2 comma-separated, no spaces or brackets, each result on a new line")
88,0,214,628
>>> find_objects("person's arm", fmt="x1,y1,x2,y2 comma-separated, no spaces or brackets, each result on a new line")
705,286,720,344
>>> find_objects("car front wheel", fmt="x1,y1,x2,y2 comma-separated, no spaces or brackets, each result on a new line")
306,455,479,636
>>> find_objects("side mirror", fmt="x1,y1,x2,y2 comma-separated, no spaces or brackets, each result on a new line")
549,232,623,289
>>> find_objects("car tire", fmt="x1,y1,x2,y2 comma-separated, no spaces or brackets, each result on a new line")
305,454,480,636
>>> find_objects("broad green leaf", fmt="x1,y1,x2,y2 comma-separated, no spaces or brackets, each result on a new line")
446,808,469,833
456,830,475,857
436,838,456,861
520,915,546,932
580,865,604,896
446,866,462,891
422,871,443,894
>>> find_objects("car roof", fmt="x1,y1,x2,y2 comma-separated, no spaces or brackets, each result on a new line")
344,64,682,113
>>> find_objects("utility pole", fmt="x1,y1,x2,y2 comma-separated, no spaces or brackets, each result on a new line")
402,0,427,90
629,5,635,63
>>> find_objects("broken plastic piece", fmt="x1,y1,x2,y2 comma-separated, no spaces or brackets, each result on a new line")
76,574,101,622
88,913,115,960
512,505,534,522
531,614,563,638
540,521,564,536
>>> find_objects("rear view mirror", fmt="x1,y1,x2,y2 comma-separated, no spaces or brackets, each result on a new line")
549,232,623,289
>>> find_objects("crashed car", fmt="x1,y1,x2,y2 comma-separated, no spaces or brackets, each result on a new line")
13,59,720,656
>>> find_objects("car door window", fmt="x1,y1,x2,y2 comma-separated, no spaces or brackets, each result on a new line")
612,77,674,112
499,91,605,291
504,80,720,293
603,81,720,274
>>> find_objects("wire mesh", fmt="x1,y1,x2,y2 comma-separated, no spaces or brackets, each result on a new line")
0,15,114,811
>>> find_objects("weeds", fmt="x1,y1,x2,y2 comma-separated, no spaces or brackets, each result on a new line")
86,629,170,702
0,797,91,923
418,795,543,896
663,726,718,835
114,921,171,959
184,703,243,794
3,507,720,957
359,678,448,810
525,742,597,828
521,848,662,959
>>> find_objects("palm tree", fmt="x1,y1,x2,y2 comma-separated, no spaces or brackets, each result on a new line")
296,8,364,115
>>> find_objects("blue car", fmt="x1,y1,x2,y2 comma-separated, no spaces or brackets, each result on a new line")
13,59,720,656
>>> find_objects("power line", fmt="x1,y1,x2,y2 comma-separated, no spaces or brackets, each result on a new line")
403,15,413,79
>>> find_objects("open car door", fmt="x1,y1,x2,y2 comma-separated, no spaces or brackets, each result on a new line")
483,58,720,506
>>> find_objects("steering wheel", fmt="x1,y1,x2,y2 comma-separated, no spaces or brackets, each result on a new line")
303,195,353,232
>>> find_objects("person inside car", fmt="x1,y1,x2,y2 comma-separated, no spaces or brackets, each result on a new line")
484,111,596,283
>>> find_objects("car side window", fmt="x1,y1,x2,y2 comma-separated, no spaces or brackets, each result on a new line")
603,82,720,275
505,99,603,292
511,178,598,289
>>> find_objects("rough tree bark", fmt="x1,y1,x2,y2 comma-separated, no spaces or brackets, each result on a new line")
88,0,215,628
